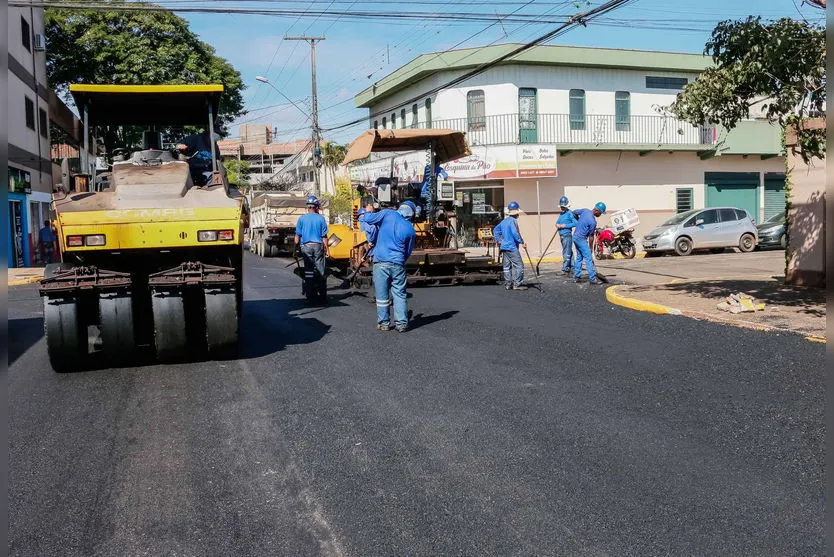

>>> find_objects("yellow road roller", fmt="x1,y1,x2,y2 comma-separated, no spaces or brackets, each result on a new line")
39,84,245,371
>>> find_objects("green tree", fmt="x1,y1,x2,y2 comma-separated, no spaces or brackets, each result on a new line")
45,4,245,152
322,176,354,223
322,141,347,189
670,16,825,162
223,159,251,190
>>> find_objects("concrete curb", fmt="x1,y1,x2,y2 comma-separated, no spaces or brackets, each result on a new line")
522,253,647,265
605,283,825,343
605,285,682,315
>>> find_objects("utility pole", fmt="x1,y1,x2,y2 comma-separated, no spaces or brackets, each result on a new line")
285,35,325,197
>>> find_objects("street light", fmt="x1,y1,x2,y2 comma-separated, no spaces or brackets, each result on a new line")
254,76,310,121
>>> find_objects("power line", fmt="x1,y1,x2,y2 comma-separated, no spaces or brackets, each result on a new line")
322,0,637,132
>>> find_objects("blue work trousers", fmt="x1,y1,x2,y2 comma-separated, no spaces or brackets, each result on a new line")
373,261,408,327
301,242,327,298
501,249,524,287
559,233,573,272
573,236,596,281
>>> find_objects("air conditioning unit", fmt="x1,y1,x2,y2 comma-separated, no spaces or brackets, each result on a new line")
437,180,455,202
33,34,45,51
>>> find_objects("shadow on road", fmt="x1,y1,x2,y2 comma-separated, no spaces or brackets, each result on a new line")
238,297,336,358
8,317,44,366
407,310,459,330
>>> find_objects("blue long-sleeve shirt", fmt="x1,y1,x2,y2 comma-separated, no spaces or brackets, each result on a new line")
360,220,379,246
493,216,524,252
359,209,416,265
572,208,597,240
556,209,578,236
420,164,449,199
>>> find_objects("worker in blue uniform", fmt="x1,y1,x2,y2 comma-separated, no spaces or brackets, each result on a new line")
420,163,448,221
295,195,330,301
493,201,528,291
359,202,417,332
555,196,577,275
572,201,606,285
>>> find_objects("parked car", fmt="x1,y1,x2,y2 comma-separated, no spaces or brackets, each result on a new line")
756,211,786,249
642,207,758,256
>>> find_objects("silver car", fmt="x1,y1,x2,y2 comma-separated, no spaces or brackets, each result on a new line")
642,207,758,256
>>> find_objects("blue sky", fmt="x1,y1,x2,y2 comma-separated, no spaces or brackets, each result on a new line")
181,0,822,145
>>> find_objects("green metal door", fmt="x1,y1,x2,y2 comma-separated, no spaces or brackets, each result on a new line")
763,172,786,221
705,172,759,223
518,88,537,143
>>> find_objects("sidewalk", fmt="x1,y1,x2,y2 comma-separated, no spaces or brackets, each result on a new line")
9,267,45,286
592,251,825,340
611,278,825,339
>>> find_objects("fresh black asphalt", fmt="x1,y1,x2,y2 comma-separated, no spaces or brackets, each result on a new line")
8,253,825,556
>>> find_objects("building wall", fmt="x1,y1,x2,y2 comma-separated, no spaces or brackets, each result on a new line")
501,151,784,257
368,64,700,127
785,152,825,286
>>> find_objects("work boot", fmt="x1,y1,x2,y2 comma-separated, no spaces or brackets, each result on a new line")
395,325,408,333
574,277,583,283
513,285,529,291
588,278,604,285
377,323,390,331
504,285,512,291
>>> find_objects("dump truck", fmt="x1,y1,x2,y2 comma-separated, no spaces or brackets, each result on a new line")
329,129,502,286
249,191,308,257
39,84,246,371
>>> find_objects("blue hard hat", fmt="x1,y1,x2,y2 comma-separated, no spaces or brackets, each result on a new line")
559,196,569,207
508,201,520,211
397,204,415,220
401,200,417,212
356,208,367,217
306,195,319,207
594,202,607,214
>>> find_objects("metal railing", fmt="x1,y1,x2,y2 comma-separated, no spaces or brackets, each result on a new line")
386,113,715,147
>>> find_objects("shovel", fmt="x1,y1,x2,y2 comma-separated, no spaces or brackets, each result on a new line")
535,230,559,276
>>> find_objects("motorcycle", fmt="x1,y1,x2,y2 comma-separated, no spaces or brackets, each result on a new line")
593,227,637,259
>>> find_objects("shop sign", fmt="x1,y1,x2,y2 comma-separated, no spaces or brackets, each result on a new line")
8,167,32,194
516,145,558,177
471,192,486,214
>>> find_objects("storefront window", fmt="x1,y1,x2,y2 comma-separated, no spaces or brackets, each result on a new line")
454,184,504,247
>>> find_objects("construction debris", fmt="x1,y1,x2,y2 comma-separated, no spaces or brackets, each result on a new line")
716,293,766,314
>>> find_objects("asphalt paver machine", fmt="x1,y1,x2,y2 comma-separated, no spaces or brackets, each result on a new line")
334,129,502,286
40,84,245,371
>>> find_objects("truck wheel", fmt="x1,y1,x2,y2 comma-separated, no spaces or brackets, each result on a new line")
43,297,86,372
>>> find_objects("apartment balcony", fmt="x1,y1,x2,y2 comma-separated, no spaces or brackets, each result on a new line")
418,113,716,150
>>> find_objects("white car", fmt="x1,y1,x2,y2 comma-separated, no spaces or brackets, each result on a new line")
642,207,758,256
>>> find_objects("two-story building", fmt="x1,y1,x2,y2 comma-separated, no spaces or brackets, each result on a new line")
351,44,786,255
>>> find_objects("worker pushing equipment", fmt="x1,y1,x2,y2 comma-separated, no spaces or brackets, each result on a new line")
555,196,578,275
493,201,528,291
295,195,330,303
359,202,417,332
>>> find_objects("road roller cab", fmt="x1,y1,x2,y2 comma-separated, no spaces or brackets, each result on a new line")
40,84,245,371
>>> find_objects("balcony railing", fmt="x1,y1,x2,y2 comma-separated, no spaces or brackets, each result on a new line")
397,113,715,147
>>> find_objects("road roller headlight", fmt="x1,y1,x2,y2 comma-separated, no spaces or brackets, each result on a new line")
198,230,234,242
85,234,106,246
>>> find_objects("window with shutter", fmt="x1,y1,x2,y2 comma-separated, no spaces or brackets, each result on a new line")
615,91,630,132
569,89,585,131
467,90,485,131
676,188,694,213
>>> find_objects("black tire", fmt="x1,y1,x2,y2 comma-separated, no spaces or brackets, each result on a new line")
99,292,136,364
269,243,280,258
152,290,187,363
674,237,693,256
621,243,636,259
779,234,787,249
205,288,238,359
739,233,756,253
43,297,86,372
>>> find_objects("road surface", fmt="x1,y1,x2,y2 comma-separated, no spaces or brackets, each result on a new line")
8,253,824,556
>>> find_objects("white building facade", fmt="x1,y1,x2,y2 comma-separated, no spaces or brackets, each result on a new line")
8,6,55,267
352,44,785,256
